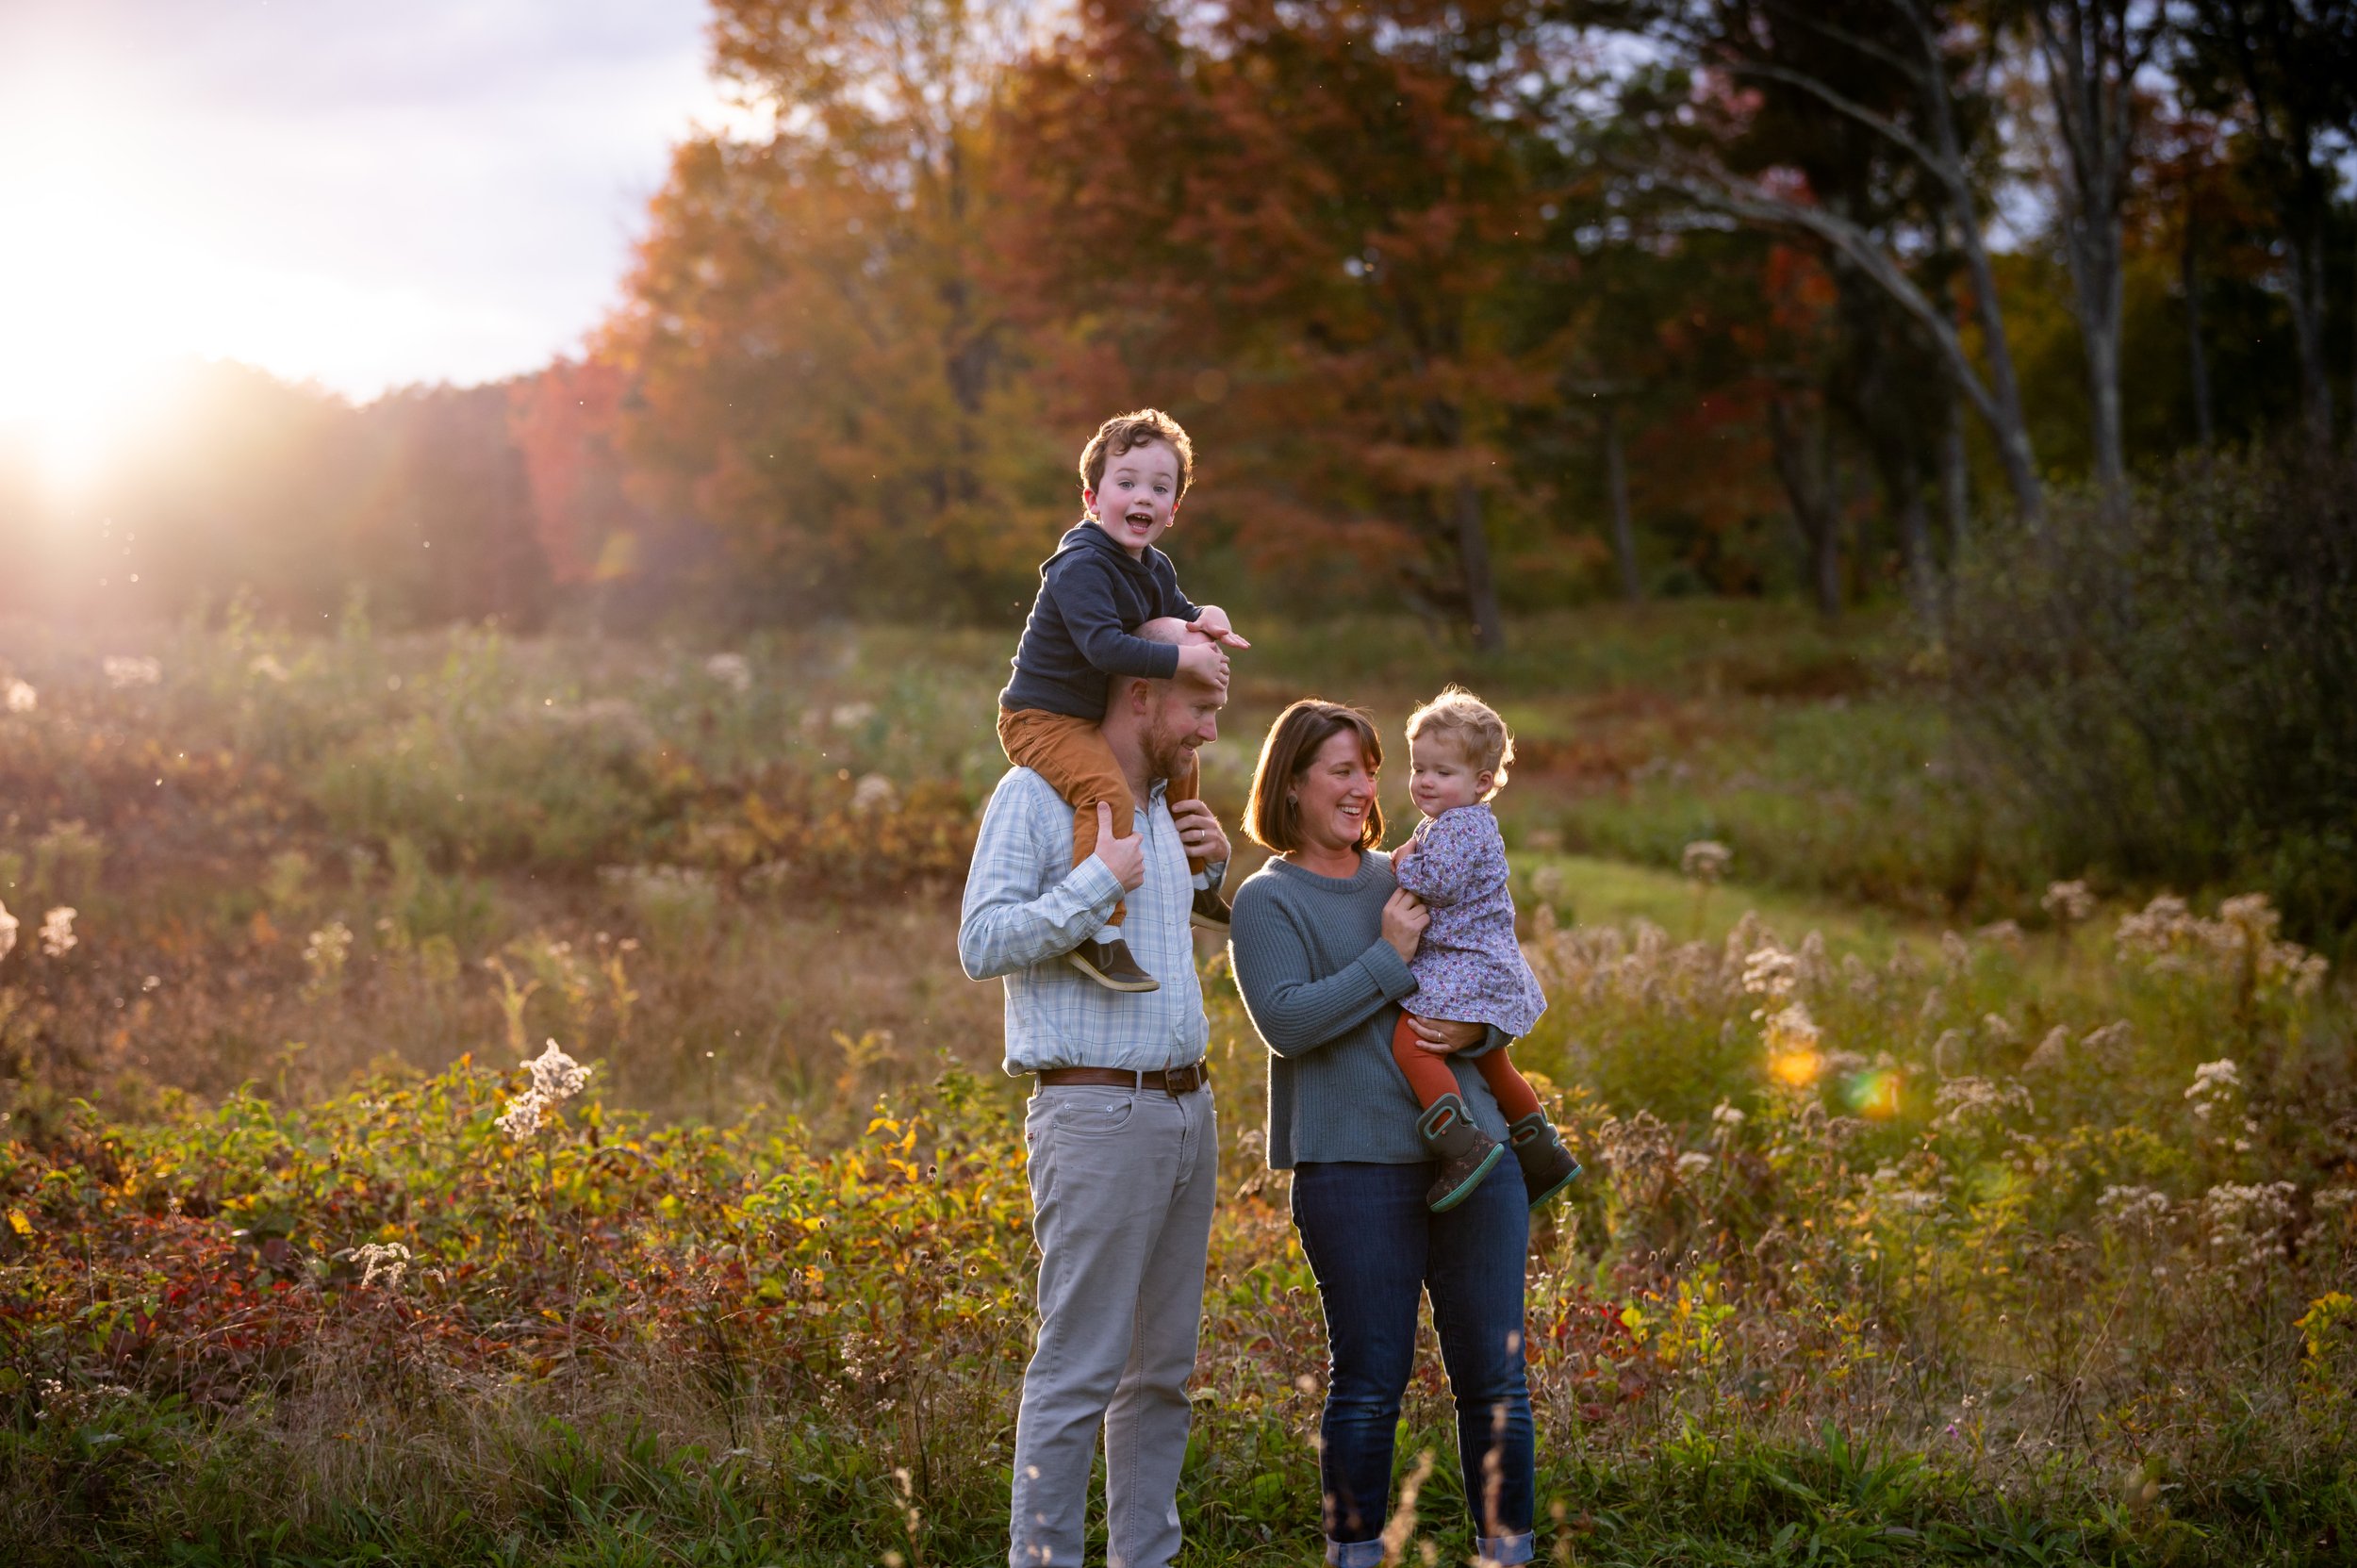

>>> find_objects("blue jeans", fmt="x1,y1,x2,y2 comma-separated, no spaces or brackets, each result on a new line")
1290,1161,1534,1568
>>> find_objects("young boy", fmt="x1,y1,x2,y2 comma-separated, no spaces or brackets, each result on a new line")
998,409,1246,992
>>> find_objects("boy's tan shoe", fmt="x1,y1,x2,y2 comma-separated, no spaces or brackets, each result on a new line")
1189,887,1233,934
1065,936,1160,992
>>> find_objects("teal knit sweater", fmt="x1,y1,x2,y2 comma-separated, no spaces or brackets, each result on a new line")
1228,849,1510,1169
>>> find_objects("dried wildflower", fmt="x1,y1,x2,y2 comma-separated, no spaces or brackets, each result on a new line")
302,920,352,987
527,1038,590,1101
1741,944,1798,1002
1674,1151,1713,1180
2024,1026,2072,1074
2081,1020,2134,1067
1710,1101,1746,1132
1973,919,2026,955
2097,1185,2174,1236
248,653,290,683
1940,930,1970,968
337,1240,413,1289
850,772,898,814
2041,880,2097,924
3,679,34,713
1680,840,1732,884
703,652,752,693
102,654,161,688
0,900,16,962
39,907,75,958
830,701,877,730
2184,1059,2241,1124
495,1089,550,1139
1932,1076,2033,1132
2200,1181,2298,1281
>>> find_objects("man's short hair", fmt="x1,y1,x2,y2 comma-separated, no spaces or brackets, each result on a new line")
1244,699,1386,853
1080,409,1195,497
1107,617,1196,706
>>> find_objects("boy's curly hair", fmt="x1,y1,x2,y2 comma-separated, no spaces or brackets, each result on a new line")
1405,686,1514,798
1080,409,1195,497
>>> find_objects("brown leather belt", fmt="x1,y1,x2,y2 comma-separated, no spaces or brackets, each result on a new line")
1036,1062,1210,1096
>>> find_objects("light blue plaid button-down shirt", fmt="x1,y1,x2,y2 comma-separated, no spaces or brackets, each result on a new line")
958,767,1219,1075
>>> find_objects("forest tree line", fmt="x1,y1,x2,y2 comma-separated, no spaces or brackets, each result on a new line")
5,0,2352,643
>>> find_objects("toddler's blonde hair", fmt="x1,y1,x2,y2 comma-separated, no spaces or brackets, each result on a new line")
1405,686,1513,799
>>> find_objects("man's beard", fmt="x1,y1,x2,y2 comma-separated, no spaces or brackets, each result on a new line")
1144,726,1197,787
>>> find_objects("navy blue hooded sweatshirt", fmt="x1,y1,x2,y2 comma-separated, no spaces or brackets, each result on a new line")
998,520,1203,719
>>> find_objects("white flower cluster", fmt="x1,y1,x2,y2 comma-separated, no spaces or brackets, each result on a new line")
338,1240,413,1289
2041,880,2097,924
1741,944,1798,1002
1681,839,1733,884
1932,1075,2034,1133
102,654,161,688
2200,1180,2298,1281
4,679,34,713
496,1039,592,1140
704,652,752,693
2116,893,2328,997
2097,1184,2175,1236
849,772,898,814
303,919,353,978
2183,1058,2241,1123
0,901,82,963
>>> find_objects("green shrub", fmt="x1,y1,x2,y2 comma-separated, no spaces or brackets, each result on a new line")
1946,443,2357,946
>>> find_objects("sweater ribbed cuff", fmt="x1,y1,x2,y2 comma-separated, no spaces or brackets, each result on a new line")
1355,940,1419,1002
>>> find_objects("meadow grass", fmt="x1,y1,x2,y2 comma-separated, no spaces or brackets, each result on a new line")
2,607,2353,1565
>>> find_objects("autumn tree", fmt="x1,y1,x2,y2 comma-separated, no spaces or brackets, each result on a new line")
1590,0,2047,529
606,0,1063,618
2172,0,2357,446
998,0,1589,652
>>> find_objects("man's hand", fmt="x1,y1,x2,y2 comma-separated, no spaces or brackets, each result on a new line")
1381,888,1429,964
1091,801,1146,892
1194,603,1251,649
1169,798,1230,868
1176,641,1230,687
1404,1015,1487,1055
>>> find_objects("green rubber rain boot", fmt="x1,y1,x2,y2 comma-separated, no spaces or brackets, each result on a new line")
1417,1095,1505,1213
1506,1112,1583,1212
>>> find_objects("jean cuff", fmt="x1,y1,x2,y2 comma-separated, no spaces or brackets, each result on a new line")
1326,1537,1386,1568
1475,1530,1535,1567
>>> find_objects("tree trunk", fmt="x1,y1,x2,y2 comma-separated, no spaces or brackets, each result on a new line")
1769,395,1841,621
2290,215,2336,445
1602,404,1642,602
2070,238,2129,500
2183,213,2214,451
1451,474,1506,653
1941,397,1971,562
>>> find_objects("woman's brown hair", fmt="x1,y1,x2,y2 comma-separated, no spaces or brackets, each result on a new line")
1244,699,1386,853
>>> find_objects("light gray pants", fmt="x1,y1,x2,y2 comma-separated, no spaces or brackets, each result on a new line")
1010,1081,1218,1568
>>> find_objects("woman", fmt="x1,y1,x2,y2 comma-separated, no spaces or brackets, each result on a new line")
1227,699,1535,1568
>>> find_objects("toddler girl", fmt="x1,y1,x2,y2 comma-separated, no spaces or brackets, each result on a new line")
1390,688,1581,1213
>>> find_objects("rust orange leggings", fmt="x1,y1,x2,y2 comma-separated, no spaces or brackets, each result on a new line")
1392,1014,1542,1121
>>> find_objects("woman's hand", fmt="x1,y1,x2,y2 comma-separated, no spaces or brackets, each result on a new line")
1381,889,1429,964
1403,1015,1487,1055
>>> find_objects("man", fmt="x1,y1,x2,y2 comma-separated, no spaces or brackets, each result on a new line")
958,617,1233,1568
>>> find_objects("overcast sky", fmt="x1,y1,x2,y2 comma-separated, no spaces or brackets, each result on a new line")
0,0,726,406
